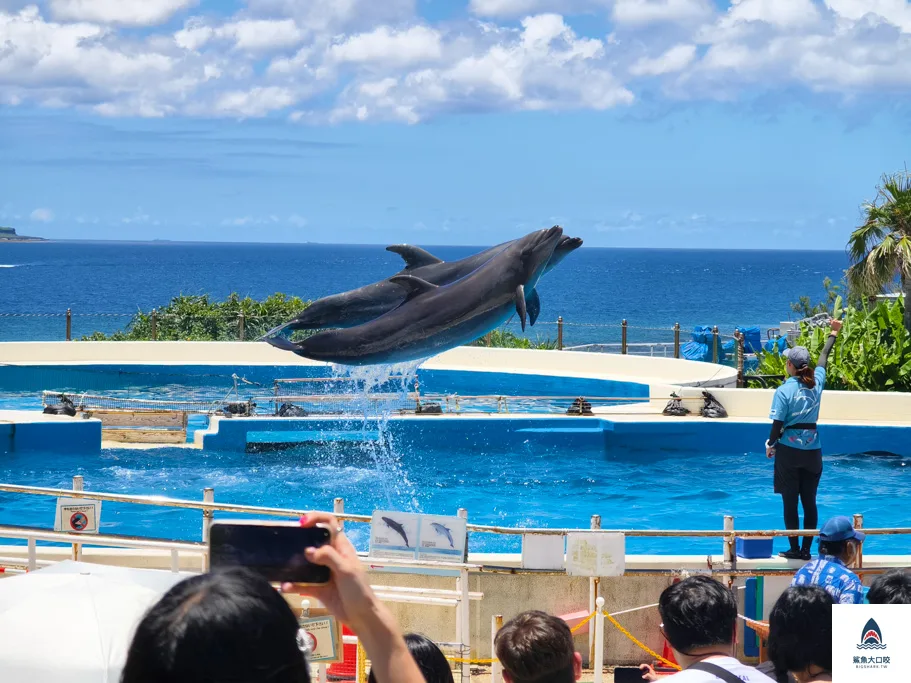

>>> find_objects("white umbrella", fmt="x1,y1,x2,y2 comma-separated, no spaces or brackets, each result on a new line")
0,561,191,683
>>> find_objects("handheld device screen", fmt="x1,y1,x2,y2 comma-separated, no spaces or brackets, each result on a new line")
209,523,331,584
613,666,648,683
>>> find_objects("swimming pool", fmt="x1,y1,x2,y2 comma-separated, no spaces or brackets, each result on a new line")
0,435,908,555
1,346,909,556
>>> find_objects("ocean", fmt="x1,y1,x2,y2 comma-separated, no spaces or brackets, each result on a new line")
0,240,848,344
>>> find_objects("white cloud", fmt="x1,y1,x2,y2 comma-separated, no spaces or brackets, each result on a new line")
30,208,54,222
215,86,298,117
630,43,696,75
328,25,443,68
288,214,308,227
330,14,633,123
612,0,714,26
825,0,911,33
176,18,304,53
50,0,197,27
3,0,911,123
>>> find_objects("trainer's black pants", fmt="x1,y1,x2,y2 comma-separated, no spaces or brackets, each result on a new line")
774,443,823,553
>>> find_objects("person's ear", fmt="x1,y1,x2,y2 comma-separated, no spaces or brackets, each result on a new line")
502,671,514,683
573,652,583,681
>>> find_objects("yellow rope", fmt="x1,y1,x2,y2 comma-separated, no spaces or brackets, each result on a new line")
570,611,596,634
447,656,498,664
356,640,367,683
602,610,681,671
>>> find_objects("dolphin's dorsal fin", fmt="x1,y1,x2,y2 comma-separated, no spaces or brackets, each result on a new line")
515,285,527,331
386,245,444,269
389,275,439,301
526,289,541,327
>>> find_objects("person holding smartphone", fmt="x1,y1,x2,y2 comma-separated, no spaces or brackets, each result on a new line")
766,319,841,561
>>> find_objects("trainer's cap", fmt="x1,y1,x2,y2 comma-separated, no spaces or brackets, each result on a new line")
783,346,810,369
819,516,866,543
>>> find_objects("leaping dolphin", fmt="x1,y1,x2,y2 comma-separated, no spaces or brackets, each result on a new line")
263,233,582,335
266,227,564,366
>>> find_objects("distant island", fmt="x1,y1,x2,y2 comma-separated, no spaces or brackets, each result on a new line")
0,227,46,242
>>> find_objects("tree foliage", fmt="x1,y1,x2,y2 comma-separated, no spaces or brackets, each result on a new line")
846,170,911,334
83,293,311,341
756,297,911,391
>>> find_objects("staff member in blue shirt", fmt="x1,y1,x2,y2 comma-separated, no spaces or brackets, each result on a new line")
792,516,865,604
766,319,841,560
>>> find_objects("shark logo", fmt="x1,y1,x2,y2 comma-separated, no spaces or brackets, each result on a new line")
857,618,887,650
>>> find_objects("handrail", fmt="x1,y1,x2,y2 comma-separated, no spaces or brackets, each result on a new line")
1,483,908,540
0,523,206,553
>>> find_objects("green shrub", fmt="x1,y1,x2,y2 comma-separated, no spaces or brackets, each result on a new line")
470,329,559,350
84,293,311,341
754,297,911,391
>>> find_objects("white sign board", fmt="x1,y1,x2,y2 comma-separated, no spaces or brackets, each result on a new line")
298,616,343,663
521,534,565,570
565,533,625,577
833,604,910,682
54,497,101,533
369,511,466,563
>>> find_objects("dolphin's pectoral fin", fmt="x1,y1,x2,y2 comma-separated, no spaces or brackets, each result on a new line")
388,275,439,301
265,335,303,353
526,289,541,327
386,245,444,269
515,285,527,332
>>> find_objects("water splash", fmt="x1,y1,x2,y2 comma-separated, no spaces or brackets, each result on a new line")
328,361,424,511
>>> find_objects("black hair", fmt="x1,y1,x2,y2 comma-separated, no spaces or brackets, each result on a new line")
868,569,911,605
818,540,846,557
658,576,736,654
768,586,833,675
121,567,309,683
368,634,454,683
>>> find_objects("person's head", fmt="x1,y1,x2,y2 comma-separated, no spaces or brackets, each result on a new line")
783,346,815,389
768,586,833,682
868,569,911,604
368,634,453,683
121,567,309,683
818,516,865,566
494,611,582,683
658,576,737,661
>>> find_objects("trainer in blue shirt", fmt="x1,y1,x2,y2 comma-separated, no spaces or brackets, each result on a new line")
792,516,866,604
766,319,841,560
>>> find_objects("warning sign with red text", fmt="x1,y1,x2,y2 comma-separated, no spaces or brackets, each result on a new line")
54,497,101,534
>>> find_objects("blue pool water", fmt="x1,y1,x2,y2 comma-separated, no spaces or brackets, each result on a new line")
0,434,907,555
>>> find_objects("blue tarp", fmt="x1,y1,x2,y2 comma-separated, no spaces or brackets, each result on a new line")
681,326,727,363
736,326,762,354
763,337,788,353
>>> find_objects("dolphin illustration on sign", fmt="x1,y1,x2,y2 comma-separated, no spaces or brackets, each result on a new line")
381,516,410,548
263,230,581,336
266,227,565,365
430,522,455,548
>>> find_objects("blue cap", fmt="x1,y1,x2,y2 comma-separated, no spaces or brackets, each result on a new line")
783,346,810,369
819,516,866,543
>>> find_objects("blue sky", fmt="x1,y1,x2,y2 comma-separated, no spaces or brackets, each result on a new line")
2,0,910,248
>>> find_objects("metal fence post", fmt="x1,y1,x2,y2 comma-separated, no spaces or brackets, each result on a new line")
736,331,745,388
334,497,344,531
202,488,214,571
151,309,158,341
238,312,246,341
853,513,864,569
674,322,681,359
621,319,628,355
593,596,605,683
712,325,719,364
72,475,83,560
492,614,504,683
589,514,601,666
557,316,564,350
66,308,72,341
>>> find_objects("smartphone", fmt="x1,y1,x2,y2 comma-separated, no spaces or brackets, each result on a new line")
208,520,332,584
613,666,646,683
